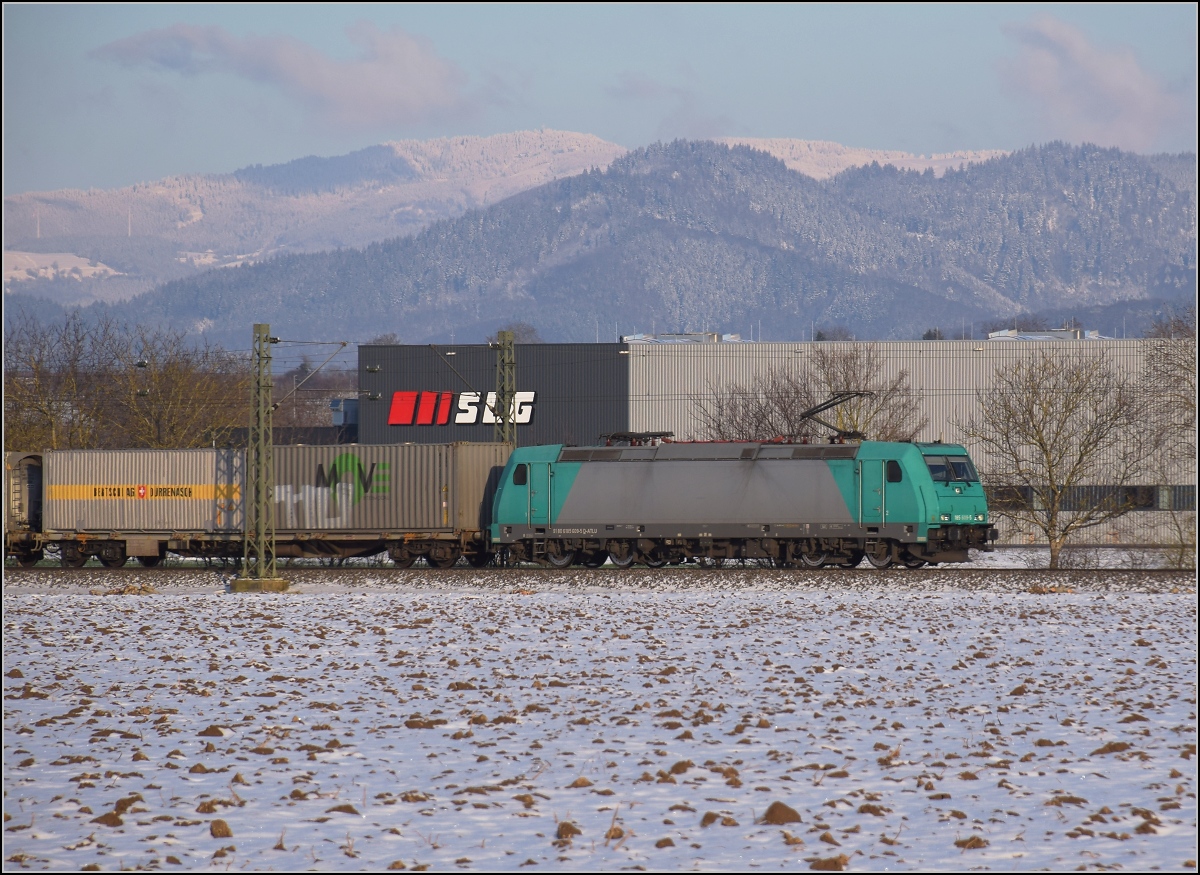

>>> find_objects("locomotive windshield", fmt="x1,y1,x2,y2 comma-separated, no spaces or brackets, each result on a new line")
925,455,979,483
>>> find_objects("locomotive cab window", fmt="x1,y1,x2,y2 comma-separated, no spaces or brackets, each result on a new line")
886,460,902,483
925,455,979,483
513,464,528,486
949,457,979,482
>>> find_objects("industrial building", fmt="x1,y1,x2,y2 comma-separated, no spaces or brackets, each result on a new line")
356,337,1195,548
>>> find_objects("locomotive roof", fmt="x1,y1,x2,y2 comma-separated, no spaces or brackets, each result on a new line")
557,443,859,462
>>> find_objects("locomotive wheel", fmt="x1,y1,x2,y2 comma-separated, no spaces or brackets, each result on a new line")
865,541,893,569
607,541,636,568
900,552,926,569
137,554,163,568
799,547,827,568
640,553,667,568
546,544,577,568
467,550,493,568
99,554,128,569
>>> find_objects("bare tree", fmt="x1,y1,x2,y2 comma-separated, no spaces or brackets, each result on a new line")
4,311,118,451
960,348,1155,569
1143,307,1196,454
807,346,927,441
5,313,250,451
695,345,927,442
366,332,402,345
697,367,817,441
1142,306,1196,568
273,356,358,429
109,324,250,448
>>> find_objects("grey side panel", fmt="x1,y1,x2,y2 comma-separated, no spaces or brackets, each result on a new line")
555,460,854,525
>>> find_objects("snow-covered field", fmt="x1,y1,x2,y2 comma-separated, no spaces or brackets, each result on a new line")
3,568,1196,871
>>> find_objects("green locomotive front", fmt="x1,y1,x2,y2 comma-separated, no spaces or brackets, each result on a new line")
489,440,996,568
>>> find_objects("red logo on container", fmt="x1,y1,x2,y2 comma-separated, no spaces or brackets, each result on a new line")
137,484,147,499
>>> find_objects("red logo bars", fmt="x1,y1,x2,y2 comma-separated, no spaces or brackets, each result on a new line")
387,391,454,426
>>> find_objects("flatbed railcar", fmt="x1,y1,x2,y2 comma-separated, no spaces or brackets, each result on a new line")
5,444,509,568
489,440,997,568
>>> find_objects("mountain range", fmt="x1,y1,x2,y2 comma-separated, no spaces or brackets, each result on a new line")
3,132,1194,346
3,131,627,307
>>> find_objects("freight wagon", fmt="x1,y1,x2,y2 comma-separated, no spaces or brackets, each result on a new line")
490,439,997,568
5,444,510,568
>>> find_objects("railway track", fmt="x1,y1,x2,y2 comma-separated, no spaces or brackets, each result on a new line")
3,563,1192,593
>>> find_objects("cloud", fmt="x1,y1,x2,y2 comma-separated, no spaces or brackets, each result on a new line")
1000,15,1193,153
607,71,733,142
607,72,671,102
92,22,472,128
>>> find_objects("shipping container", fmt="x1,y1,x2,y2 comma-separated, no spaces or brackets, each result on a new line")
41,448,241,535
272,443,509,534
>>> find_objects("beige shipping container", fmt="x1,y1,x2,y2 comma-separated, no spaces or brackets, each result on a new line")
272,443,510,534
42,449,241,534
451,442,512,532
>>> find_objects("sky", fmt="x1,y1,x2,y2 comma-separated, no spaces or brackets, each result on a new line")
2,3,1197,195
3,570,1195,871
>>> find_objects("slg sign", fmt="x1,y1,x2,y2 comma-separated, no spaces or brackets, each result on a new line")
387,391,537,426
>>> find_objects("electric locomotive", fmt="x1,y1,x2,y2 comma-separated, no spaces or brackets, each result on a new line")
489,438,996,568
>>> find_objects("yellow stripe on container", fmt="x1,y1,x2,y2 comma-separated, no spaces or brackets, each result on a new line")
48,484,241,501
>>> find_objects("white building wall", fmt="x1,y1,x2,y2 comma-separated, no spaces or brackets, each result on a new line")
627,339,1195,547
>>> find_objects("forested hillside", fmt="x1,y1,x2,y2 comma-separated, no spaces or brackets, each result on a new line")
80,140,1193,347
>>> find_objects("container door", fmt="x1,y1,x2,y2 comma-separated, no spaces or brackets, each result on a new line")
858,459,885,526
8,456,43,532
528,463,551,526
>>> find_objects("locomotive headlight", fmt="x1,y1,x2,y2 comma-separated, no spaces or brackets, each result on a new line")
940,513,951,522
974,513,985,522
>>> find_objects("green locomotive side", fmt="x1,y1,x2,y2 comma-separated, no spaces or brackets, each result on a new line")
490,440,994,568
